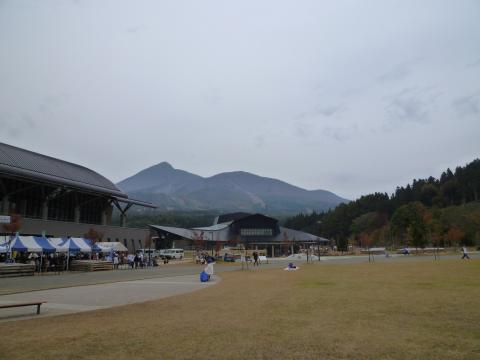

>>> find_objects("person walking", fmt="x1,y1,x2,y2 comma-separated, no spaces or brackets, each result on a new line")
253,251,259,266
461,246,470,259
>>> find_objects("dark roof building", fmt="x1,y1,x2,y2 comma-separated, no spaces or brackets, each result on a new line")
0,142,154,251
150,213,329,257
0,142,124,198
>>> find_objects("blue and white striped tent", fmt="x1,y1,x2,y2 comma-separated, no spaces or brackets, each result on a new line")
92,242,128,253
56,238,92,253
9,236,43,252
47,238,69,252
0,241,8,253
33,236,56,253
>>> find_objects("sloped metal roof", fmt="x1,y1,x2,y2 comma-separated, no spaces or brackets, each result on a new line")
276,227,329,243
150,223,329,243
0,142,126,198
114,196,157,208
215,212,252,224
149,225,196,239
193,222,232,231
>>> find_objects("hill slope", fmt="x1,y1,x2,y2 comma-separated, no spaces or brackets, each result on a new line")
117,162,348,214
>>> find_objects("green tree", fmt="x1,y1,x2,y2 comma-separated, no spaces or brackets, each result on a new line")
391,202,428,247
440,180,460,206
420,183,439,207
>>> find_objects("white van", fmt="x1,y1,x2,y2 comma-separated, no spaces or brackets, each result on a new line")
138,249,162,258
161,248,184,260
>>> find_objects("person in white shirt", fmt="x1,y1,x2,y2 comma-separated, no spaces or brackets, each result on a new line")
461,246,470,259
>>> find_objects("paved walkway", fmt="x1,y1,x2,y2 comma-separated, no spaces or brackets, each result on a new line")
0,259,297,296
0,274,217,322
0,262,231,295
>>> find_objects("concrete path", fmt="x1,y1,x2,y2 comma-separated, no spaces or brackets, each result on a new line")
0,274,217,322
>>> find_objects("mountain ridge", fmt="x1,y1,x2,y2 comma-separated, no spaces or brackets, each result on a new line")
117,162,348,215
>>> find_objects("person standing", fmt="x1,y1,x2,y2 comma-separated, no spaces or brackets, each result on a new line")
461,246,470,259
113,252,119,269
204,257,215,280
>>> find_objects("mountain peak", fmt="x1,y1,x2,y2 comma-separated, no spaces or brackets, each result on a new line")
153,161,174,170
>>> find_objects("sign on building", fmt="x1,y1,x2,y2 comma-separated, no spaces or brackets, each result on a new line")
0,215,11,224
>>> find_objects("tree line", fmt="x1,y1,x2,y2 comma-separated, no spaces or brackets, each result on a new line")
284,159,480,250
122,211,218,229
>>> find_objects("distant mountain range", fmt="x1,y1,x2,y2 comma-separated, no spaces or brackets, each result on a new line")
116,162,348,215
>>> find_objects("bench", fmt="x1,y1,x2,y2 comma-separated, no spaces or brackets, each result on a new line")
0,301,46,315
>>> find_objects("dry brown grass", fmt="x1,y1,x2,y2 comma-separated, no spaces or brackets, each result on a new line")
2,260,479,360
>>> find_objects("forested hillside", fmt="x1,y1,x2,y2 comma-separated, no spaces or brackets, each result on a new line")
285,159,480,250
114,211,219,229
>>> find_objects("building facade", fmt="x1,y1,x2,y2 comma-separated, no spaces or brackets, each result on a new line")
150,212,329,257
0,142,154,251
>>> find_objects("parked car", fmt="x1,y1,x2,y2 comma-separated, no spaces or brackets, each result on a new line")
223,253,235,262
160,248,184,260
137,249,161,258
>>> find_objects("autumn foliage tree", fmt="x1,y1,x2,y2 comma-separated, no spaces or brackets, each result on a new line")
281,231,292,255
84,228,103,245
215,240,222,255
445,227,465,247
2,213,22,236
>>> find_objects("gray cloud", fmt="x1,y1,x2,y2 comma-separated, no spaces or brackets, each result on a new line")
314,104,347,117
377,58,424,83
126,26,142,34
253,134,266,148
384,86,442,125
294,103,347,124
378,63,411,83
386,95,428,123
322,124,357,142
294,121,314,138
452,92,480,117
0,112,36,138
466,58,480,68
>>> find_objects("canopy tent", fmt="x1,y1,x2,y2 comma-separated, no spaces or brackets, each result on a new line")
93,242,128,253
10,236,43,252
33,236,56,253
57,238,92,253
47,238,69,252
46,238,92,271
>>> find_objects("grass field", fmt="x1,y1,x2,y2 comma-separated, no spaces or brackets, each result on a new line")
1,260,479,359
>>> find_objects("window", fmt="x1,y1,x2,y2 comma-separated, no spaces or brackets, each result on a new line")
240,228,273,236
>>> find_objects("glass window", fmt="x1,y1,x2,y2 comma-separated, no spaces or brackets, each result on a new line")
240,228,273,236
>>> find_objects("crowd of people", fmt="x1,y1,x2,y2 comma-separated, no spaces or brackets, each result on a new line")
0,252,89,272
0,250,167,272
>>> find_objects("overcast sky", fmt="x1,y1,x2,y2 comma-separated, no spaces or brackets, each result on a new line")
0,0,479,200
